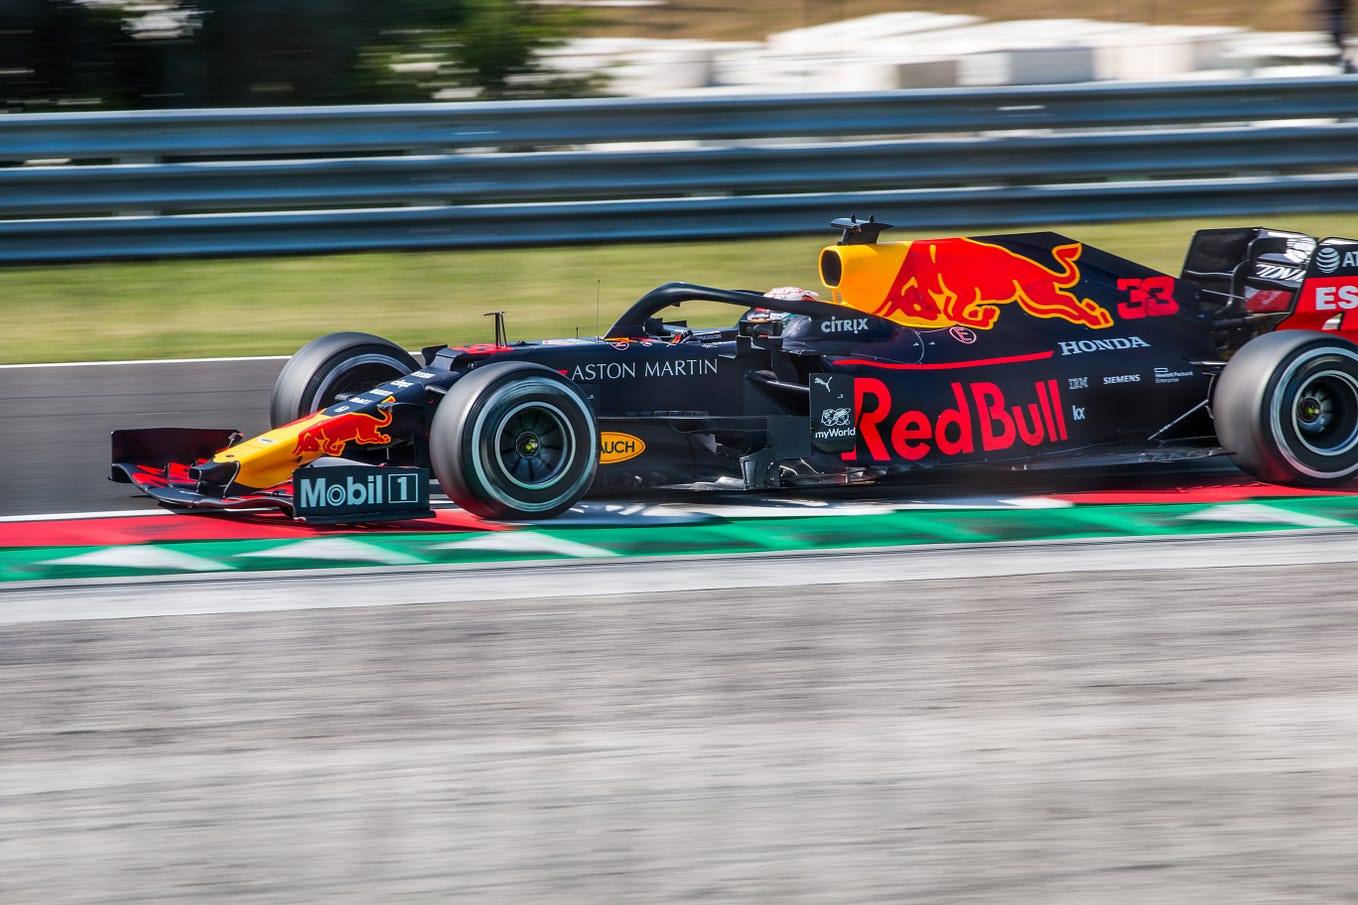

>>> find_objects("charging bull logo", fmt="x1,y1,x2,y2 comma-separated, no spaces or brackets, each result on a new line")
290,398,396,458
874,239,1113,331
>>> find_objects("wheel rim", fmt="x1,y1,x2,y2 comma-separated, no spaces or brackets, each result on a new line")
492,401,576,490
1267,345,1358,480
1290,369,1358,457
446,370,597,518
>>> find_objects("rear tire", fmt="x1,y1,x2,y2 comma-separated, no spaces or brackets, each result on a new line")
1214,330,1358,486
270,332,418,428
429,362,597,519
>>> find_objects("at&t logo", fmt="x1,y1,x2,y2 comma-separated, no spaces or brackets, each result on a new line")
1315,246,1358,274
1317,246,1342,273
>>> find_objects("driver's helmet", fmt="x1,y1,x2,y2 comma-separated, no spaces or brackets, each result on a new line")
748,287,820,323
763,287,820,302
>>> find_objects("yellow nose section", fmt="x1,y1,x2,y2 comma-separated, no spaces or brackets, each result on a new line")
208,399,396,491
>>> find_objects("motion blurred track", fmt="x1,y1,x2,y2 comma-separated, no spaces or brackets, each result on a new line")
0,357,281,516
5,538,1358,903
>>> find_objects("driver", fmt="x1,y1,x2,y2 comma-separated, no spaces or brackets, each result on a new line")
763,286,820,302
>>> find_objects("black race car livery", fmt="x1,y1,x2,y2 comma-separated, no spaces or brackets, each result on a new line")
112,217,1358,521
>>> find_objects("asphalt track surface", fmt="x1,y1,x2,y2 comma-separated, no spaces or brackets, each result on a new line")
0,357,280,516
5,360,1358,903
5,540,1358,904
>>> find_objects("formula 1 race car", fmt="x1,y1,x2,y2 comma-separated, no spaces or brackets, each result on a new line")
112,216,1358,522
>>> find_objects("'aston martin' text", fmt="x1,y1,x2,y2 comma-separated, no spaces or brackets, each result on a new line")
569,359,719,381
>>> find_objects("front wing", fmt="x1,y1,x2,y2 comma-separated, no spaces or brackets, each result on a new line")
110,428,434,523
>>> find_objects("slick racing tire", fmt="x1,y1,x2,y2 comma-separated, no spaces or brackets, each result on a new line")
270,332,419,428
430,362,598,520
1214,330,1358,487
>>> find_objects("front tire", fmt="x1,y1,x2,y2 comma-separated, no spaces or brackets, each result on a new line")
1214,330,1358,486
270,332,418,427
430,362,598,519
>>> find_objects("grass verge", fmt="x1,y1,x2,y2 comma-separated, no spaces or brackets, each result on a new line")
4,212,1357,364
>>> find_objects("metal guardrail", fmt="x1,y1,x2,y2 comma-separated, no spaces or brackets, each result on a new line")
1,76,1356,262
5,125,1358,218
6,175,1358,262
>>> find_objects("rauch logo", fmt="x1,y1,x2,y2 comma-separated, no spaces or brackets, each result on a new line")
599,431,646,464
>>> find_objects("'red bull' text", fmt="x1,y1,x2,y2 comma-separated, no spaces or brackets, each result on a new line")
846,377,1068,462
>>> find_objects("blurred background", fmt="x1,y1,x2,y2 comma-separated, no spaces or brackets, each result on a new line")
2,0,1356,363
0,0,1350,110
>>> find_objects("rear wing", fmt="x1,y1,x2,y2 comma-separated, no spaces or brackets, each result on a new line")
1180,227,1358,335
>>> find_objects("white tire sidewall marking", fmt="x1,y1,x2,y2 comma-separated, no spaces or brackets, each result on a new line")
468,377,595,513
1270,346,1358,479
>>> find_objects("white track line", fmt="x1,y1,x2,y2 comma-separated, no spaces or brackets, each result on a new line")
0,509,172,522
0,356,290,370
